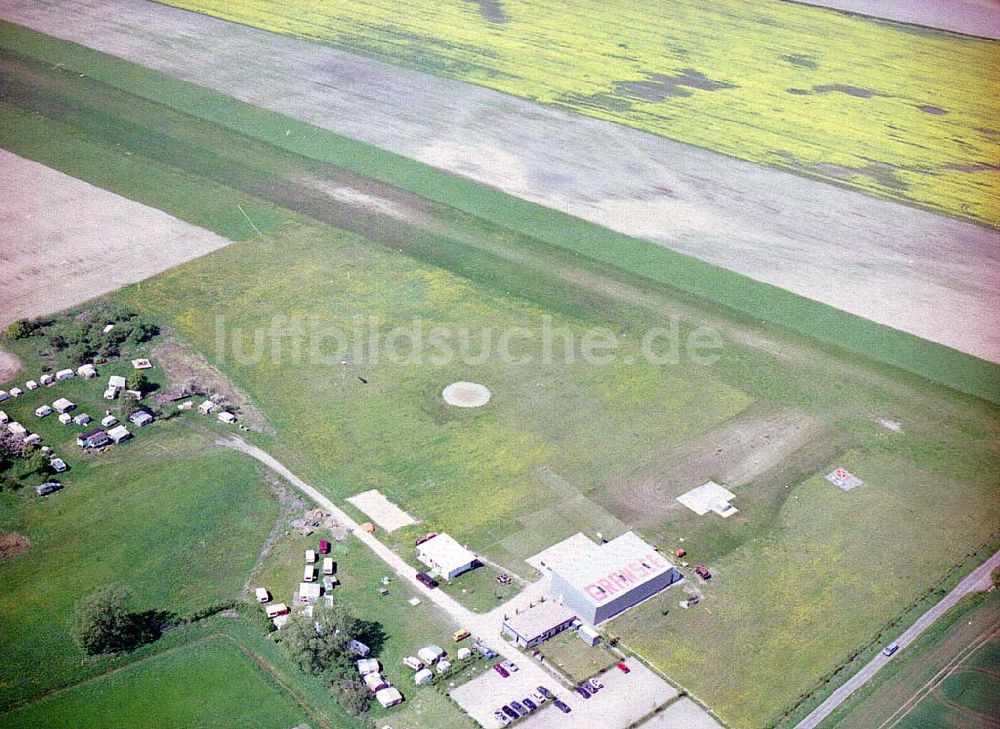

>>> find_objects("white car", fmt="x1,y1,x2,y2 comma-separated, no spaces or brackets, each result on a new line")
494,710,511,726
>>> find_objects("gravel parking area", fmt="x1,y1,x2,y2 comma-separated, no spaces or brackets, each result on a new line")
450,658,678,729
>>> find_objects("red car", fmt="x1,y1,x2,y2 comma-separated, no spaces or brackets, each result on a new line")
318,539,330,554
616,661,631,674
493,663,510,678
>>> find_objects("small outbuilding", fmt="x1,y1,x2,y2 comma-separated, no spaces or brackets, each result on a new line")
77,428,109,448
298,582,321,603
375,687,403,708
305,549,317,564
77,364,97,379
52,398,75,414
107,425,132,444
416,645,445,665
129,410,154,427
502,601,577,649
303,565,316,582
323,558,334,575
59,413,73,425
415,533,479,581
198,400,216,415
363,672,388,693
265,602,289,619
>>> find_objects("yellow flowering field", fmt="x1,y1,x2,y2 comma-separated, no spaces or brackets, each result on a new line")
161,0,1000,225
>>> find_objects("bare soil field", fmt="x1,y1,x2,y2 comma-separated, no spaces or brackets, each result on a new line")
2,0,999,362
0,347,22,383
0,532,31,560
0,149,231,328
788,0,1000,39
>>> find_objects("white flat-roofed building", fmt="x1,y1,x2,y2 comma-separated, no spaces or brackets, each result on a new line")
416,533,478,580
502,600,577,648
298,582,321,603
548,531,682,624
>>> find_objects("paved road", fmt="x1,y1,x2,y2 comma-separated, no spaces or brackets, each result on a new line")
794,548,1000,729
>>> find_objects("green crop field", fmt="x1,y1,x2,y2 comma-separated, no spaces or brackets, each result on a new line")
0,637,311,728
159,0,1000,226
1,22,999,729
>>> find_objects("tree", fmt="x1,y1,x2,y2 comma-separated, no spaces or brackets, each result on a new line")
126,372,149,393
70,585,135,655
5,319,36,340
334,680,370,716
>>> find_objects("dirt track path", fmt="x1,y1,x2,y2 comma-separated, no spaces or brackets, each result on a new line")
795,548,1000,729
787,0,1000,39
3,0,998,362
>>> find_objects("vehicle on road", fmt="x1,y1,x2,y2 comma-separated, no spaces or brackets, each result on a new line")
538,686,554,700
616,661,631,673
882,642,900,657
416,572,439,589
554,699,572,713
501,705,518,720
522,698,537,712
502,660,519,673
576,685,591,699
493,663,510,678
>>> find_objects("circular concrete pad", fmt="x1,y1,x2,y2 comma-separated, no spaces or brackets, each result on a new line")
442,381,491,408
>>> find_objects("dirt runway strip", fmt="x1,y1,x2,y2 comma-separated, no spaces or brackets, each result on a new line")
3,0,999,362
0,149,230,327
787,0,1000,39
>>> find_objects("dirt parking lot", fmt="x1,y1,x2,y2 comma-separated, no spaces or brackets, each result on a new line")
4,0,998,362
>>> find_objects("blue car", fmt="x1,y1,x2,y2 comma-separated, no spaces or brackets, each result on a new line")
554,699,572,714
537,685,554,700
522,698,537,712
501,705,518,720
576,685,591,699
510,701,526,715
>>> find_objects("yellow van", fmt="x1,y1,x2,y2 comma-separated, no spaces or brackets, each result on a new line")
452,628,471,642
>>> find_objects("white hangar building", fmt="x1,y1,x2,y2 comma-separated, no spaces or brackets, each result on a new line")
545,531,681,624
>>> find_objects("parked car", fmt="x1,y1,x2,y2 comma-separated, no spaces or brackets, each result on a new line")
474,641,497,659
510,701,526,716
452,628,471,642
882,642,900,657
522,698,537,712
415,572,439,589
531,690,547,704
501,705,518,720
493,663,510,678
576,685,591,699
588,677,604,690
537,685,555,700
502,660,519,673
695,564,712,580
616,661,631,674
494,710,511,725
554,699,572,714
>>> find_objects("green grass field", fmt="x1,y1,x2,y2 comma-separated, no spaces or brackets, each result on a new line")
0,637,311,729
822,590,1000,729
0,359,284,707
1,22,999,729
158,0,1000,226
